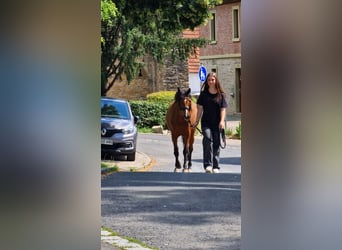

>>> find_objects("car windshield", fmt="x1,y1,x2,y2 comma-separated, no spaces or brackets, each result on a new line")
101,100,130,119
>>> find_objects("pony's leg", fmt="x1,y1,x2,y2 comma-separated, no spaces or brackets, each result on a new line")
172,135,181,171
182,146,189,171
182,135,190,170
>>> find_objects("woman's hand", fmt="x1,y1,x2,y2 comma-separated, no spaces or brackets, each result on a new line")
191,120,199,128
219,120,225,130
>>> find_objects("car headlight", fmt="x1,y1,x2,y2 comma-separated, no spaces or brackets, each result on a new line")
122,126,134,135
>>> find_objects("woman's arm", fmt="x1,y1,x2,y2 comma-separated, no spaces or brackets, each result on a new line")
219,107,226,130
194,104,203,127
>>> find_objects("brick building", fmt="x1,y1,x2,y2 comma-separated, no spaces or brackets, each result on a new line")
199,0,242,114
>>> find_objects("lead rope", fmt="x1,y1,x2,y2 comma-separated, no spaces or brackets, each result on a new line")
220,128,226,149
189,121,226,149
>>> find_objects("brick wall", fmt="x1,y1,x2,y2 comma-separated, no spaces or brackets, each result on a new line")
199,1,241,114
200,3,241,56
183,28,201,73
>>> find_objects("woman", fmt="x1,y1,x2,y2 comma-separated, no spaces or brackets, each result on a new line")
194,72,227,173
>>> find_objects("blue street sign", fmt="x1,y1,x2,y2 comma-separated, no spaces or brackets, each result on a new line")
198,66,207,82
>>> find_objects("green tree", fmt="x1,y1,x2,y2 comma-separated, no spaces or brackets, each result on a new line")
101,0,222,96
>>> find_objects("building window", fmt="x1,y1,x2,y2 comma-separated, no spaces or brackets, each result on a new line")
232,6,240,41
210,12,216,43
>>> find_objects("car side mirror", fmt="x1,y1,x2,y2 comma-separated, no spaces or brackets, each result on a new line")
134,116,139,124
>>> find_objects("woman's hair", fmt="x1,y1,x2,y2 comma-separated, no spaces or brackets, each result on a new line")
200,72,225,102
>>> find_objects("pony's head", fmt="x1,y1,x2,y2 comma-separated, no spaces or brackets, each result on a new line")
175,87,193,122
175,87,191,101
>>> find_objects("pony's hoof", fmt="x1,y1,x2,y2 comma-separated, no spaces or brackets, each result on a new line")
183,168,191,173
174,168,182,173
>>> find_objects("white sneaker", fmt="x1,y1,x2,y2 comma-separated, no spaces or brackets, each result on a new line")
205,166,212,173
212,168,220,173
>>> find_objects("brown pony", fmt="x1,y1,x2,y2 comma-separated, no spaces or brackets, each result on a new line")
166,88,197,172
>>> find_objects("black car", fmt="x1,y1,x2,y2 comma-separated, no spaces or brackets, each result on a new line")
101,97,139,161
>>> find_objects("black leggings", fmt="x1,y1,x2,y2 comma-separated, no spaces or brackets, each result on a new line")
202,127,220,169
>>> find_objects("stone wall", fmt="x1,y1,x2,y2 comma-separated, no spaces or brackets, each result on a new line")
106,56,190,100
162,57,189,91
106,77,150,101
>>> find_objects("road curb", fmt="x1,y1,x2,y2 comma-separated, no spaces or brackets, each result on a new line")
101,151,155,174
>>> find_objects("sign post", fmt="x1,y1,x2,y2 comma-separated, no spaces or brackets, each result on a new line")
198,65,207,83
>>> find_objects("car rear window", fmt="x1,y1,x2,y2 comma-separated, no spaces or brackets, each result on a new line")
101,100,130,119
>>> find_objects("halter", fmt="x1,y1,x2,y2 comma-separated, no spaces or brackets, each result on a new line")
179,98,191,110
178,96,192,122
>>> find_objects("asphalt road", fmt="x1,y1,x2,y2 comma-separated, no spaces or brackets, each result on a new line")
101,133,241,250
137,133,241,173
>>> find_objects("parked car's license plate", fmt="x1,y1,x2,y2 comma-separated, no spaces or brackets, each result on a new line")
101,138,113,145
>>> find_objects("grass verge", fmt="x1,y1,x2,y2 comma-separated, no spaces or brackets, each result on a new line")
101,162,119,174
102,227,159,250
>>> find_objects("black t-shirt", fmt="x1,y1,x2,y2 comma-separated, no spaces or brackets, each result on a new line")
197,90,227,129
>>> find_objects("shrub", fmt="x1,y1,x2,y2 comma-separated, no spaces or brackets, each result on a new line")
225,128,233,137
235,122,241,139
130,100,169,129
146,90,197,103
146,91,175,103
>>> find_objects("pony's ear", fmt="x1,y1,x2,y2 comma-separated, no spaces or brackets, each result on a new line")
186,88,191,96
175,87,180,100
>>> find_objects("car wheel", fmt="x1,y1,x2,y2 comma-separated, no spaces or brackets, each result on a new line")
126,152,136,161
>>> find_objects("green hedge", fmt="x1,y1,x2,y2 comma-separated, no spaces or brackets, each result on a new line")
146,91,175,103
146,90,197,103
130,100,170,129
